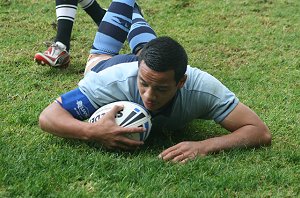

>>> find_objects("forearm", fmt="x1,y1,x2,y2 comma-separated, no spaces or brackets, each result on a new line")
205,102,272,154
39,102,145,150
159,103,271,163
201,124,271,154
39,102,92,140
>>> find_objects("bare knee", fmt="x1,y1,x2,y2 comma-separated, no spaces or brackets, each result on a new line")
84,54,112,75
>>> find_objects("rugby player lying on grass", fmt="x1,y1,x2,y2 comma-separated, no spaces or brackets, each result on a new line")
39,0,271,163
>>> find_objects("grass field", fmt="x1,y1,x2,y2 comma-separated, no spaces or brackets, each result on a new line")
0,0,299,197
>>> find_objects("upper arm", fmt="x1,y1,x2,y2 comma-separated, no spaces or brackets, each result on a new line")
39,99,92,140
39,101,73,132
59,88,97,120
220,102,269,133
39,100,75,124
39,87,97,134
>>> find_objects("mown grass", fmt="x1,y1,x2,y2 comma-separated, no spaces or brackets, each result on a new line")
0,0,299,197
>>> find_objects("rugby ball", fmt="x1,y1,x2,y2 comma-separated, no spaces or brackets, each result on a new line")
88,101,152,141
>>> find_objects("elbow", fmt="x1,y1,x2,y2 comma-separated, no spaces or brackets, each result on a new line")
260,124,272,146
38,111,48,132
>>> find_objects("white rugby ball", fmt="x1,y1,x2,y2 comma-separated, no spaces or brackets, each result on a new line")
88,101,152,141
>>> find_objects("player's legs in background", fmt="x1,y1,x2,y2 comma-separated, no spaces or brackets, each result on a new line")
34,0,106,68
127,3,157,55
79,0,106,26
85,0,137,73
90,0,136,56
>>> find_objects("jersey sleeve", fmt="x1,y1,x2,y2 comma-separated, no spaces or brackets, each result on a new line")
185,67,239,123
200,74,239,123
210,90,239,123
57,88,97,120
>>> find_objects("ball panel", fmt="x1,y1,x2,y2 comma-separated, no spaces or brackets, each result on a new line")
124,132,143,141
119,110,143,126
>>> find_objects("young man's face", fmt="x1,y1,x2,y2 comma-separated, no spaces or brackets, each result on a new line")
137,60,186,112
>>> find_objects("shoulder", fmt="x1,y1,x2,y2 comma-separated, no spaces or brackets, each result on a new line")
82,61,139,85
79,61,139,91
98,61,138,77
78,61,139,105
177,66,239,122
184,66,229,98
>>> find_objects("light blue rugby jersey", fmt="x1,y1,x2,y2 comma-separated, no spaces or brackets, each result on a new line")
78,61,239,130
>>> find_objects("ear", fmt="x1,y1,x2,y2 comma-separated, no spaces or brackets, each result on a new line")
177,74,187,89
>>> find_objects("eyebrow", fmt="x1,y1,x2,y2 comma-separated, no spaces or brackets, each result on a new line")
139,76,170,89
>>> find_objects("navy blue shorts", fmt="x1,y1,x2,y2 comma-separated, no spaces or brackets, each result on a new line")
91,54,138,73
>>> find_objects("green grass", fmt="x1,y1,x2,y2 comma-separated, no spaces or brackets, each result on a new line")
1,0,299,197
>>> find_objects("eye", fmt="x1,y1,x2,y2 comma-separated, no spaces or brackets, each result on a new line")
155,87,168,92
140,80,148,87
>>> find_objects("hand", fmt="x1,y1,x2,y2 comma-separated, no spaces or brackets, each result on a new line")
158,141,208,164
89,105,145,150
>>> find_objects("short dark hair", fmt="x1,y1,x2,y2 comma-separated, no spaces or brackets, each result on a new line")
138,36,188,83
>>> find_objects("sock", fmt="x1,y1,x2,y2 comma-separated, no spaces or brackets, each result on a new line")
128,4,157,54
55,0,78,52
79,0,106,26
90,0,136,55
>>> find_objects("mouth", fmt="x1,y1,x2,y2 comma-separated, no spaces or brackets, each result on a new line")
144,101,156,109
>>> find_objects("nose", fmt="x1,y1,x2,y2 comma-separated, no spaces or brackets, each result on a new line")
144,87,156,101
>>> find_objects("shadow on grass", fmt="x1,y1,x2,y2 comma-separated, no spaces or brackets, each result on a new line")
52,120,230,158
44,124,274,164
37,61,86,77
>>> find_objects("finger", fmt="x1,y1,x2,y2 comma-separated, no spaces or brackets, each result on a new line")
120,135,144,146
115,137,144,150
105,138,140,151
160,149,183,161
172,152,187,163
104,104,124,119
115,142,139,151
179,158,189,164
159,144,181,159
120,126,146,134
179,152,197,164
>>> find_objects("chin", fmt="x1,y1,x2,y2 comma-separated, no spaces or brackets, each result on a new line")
144,104,158,112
